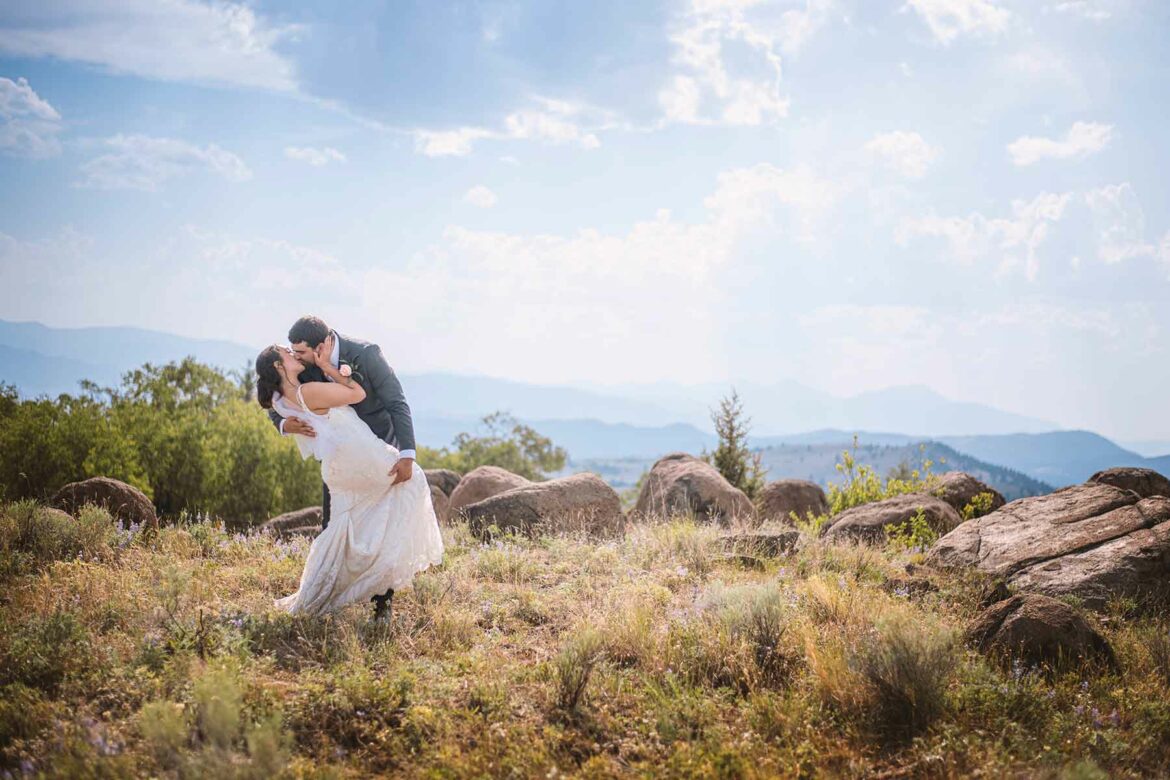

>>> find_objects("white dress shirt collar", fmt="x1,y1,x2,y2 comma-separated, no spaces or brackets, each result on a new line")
329,330,341,370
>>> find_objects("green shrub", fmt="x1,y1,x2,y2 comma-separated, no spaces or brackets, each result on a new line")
0,501,119,578
827,437,939,515
884,508,939,553
553,627,604,713
418,411,566,480
0,609,93,694
849,612,954,741
193,665,243,749
960,491,997,521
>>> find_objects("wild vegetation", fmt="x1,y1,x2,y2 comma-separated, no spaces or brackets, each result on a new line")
0,362,566,528
3,493,1169,778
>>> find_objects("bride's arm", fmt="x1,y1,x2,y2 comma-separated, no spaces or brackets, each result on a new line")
301,361,367,409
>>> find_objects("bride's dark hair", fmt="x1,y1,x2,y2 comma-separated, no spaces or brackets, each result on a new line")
255,345,284,409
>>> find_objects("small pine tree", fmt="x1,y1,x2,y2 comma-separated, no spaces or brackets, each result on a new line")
705,388,766,499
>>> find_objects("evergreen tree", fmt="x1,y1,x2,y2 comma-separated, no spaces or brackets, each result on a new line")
705,389,765,499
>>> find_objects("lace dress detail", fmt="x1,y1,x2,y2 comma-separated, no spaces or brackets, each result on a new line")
271,388,443,615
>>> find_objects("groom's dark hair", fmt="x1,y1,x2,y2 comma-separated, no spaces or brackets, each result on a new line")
289,316,330,347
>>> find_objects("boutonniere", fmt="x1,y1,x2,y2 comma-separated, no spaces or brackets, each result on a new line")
339,359,363,384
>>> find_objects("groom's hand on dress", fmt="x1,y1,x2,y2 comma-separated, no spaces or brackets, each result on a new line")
388,458,414,485
283,418,316,437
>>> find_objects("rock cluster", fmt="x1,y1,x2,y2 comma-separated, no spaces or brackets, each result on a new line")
928,471,1170,611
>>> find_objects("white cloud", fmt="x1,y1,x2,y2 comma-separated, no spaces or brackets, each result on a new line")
0,0,300,92
413,98,603,157
77,134,252,191
463,185,498,209
1084,182,1156,264
1007,121,1113,166
656,0,836,128
0,76,62,158
864,130,940,178
903,0,1011,45
284,146,346,166
898,191,1073,280
1048,1,1113,21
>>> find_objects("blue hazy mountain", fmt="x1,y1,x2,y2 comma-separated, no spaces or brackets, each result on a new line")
4,320,1167,491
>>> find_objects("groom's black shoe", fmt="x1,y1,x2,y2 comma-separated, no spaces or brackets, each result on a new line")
372,590,394,624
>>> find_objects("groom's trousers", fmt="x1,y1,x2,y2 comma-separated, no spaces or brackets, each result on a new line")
321,483,332,530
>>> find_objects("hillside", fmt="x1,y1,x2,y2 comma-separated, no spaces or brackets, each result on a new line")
938,431,1170,488
3,320,1060,436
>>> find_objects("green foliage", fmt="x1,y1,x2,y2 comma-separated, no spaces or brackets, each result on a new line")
884,508,940,553
419,411,567,480
961,491,997,521
827,436,940,514
703,389,765,499
0,358,319,526
850,612,954,741
0,609,93,694
0,501,119,579
553,627,605,713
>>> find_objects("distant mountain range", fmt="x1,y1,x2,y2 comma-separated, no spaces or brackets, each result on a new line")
2,319,1167,493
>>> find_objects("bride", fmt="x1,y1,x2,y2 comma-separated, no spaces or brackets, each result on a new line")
255,344,443,619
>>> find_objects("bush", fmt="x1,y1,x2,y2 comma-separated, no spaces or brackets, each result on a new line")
553,628,604,713
827,437,939,515
0,501,119,579
0,609,93,694
809,609,954,743
884,508,939,553
0,360,320,527
418,412,566,480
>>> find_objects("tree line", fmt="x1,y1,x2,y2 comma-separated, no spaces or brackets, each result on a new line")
0,359,569,528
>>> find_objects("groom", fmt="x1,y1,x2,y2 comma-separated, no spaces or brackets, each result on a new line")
269,315,416,622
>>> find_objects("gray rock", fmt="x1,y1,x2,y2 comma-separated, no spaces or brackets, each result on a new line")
425,468,462,498
965,593,1116,671
928,483,1170,610
260,506,322,539
466,472,624,538
720,526,801,557
932,472,1005,517
430,484,450,524
448,466,531,516
52,477,158,531
1087,467,1170,499
821,493,962,545
759,479,828,522
633,453,754,525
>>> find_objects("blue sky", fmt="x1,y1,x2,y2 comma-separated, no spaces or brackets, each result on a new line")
1,0,1168,439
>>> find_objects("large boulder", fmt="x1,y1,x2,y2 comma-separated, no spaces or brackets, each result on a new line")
465,473,623,538
965,593,1116,671
932,472,1006,517
425,468,462,498
448,466,531,516
928,483,1170,610
260,506,322,539
51,477,158,531
759,479,828,522
633,453,754,525
430,484,450,525
1088,467,1170,499
821,493,961,545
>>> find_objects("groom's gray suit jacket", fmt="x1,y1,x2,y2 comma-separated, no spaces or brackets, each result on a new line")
268,332,416,452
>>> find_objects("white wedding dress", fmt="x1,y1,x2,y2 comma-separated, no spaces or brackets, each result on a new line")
272,387,443,615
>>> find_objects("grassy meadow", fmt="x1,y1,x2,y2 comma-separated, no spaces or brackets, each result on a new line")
3,500,1170,779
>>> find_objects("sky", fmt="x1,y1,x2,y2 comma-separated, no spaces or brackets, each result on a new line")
0,0,1168,440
